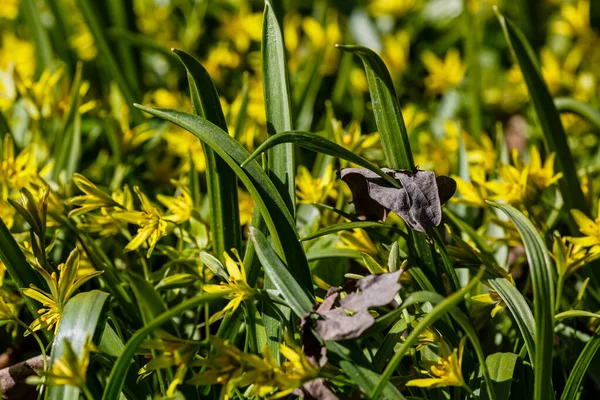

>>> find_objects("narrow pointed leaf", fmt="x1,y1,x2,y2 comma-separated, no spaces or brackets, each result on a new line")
561,332,600,400
241,131,400,188
48,290,110,400
249,227,314,317
496,11,586,213
490,202,554,400
174,49,241,258
262,0,295,215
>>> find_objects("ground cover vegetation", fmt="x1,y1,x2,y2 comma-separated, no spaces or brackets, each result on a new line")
1,0,600,399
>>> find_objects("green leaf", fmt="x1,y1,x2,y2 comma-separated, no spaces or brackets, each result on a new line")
249,226,314,318
327,341,406,399
306,248,364,263
0,218,47,321
482,353,519,400
133,105,313,296
76,0,142,122
106,28,178,62
302,221,406,242
371,269,485,399
174,49,242,259
554,97,600,132
105,0,139,96
262,0,295,215
241,130,400,189
490,202,554,400
561,331,600,400
101,292,229,400
127,272,177,335
53,62,83,181
496,10,586,214
447,209,537,359
20,0,54,76
555,310,600,322
336,44,414,171
48,290,110,400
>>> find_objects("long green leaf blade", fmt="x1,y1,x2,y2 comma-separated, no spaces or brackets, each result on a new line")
48,290,110,400
241,130,400,188
336,44,414,171
490,202,554,400
174,49,242,259
496,10,586,213
0,218,47,319
249,226,314,317
262,0,295,215
561,332,600,400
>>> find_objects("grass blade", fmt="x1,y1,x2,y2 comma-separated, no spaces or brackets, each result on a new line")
174,49,242,259
336,44,414,171
48,290,110,400
490,202,554,400
241,130,401,188
76,0,142,122
372,269,485,399
101,292,229,400
262,0,295,215
301,221,406,242
554,97,600,131
561,331,600,400
249,226,314,317
133,105,313,296
0,218,47,319
20,0,54,76
496,10,586,214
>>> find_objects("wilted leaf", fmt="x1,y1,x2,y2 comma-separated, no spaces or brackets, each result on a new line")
341,270,402,312
303,378,340,400
340,168,456,232
306,271,402,341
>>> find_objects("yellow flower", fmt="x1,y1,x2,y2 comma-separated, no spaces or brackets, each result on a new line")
0,0,20,20
69,173,124,217
382,30,411,79
553,234,597,276
0,34,36,80
203,252,253,323
296,165,336,204
188,338,247,398
17,68,64,120
0,295,14,320
28,336,95,390
238,189,254,226
452,167,489,208
422,49,466,95
527,146,563,192
217,7,262,53
367,0,419,17
69,23,97,61
338,229,382,258
568,201,600,255
0,135,40,196
112,187,170,257
472,290,506,317
23,248,103,333
203,42,241,82
157,182,193,224
350,67,369,93
407,337,468,389
552,0,591,38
